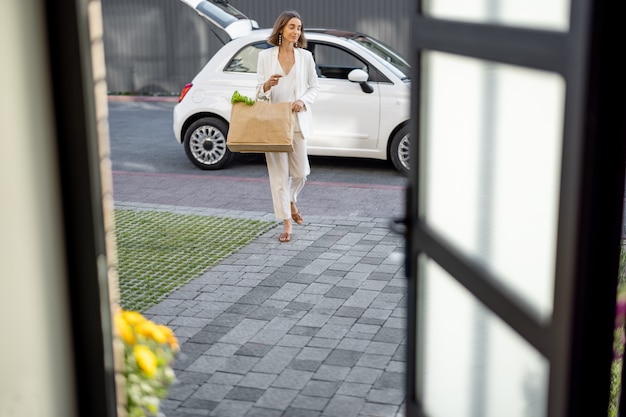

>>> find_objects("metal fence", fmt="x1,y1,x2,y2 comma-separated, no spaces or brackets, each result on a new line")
102,0,411,94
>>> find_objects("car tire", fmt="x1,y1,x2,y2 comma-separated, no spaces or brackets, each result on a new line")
390,125,410,176
183,117,235,170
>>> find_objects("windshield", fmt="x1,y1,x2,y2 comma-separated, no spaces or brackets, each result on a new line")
351,35,411,80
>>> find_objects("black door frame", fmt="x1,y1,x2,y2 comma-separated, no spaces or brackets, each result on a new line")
45,1,118,416
406,0,626,415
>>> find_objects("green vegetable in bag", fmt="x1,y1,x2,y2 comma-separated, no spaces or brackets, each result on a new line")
231,90,255,106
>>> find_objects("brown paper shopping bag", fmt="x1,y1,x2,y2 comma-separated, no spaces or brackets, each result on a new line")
227,101,294,152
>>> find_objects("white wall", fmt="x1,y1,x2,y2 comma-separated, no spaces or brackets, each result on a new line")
0,1,77,416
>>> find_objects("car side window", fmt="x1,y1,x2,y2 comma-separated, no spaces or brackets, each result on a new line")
224,42,271,73
312,43,368,80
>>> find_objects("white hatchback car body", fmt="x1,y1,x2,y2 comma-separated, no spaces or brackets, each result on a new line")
173,1,411,174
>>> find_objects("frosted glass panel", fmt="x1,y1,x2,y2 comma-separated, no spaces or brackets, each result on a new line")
424,0,569,31
421,52,563,320
419,257,549,416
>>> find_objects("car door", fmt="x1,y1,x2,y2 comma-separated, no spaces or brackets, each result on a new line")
307,42,381,155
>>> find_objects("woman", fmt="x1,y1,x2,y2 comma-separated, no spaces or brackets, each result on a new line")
257,10,320,243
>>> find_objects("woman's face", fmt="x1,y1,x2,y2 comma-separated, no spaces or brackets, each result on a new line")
281,17,302,44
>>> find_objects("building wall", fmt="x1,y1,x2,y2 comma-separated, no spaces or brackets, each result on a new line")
101,0,411,94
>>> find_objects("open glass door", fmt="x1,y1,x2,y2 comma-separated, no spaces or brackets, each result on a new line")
405,0,626,415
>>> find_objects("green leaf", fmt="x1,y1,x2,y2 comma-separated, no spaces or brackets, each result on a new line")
231,90,255,106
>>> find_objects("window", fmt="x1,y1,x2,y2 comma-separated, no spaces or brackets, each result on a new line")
224,42,270,73
312,43,369,80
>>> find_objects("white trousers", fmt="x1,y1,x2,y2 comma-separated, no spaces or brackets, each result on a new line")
265,131,310,220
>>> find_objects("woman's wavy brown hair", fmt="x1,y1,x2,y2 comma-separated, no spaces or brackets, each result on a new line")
267,10,307,48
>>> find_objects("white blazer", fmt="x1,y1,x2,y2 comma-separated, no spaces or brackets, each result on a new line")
256,47,320,139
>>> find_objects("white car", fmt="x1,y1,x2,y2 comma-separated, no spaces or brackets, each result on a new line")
173,1,411,174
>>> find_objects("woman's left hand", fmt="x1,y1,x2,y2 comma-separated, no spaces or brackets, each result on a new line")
292,100,305,112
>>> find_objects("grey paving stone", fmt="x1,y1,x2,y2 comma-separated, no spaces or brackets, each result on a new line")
337,381,372,398
282,407,322,417
288,325,321,336
224,386,265,401
343,289,379,308
374,371,405,389
307,337,340,349
252,346,300,374
313,364,351,382
204,342,240,357
237,372,277,389
324,349,363,367
188,327,228,345
322,394,365,417
243,407,283,417
207,371,243,386
225,303,257,315
335,306,366,318
271,369,315,390
220,318,268,344
316,323,350,340
290,273,321,284
358,402,400,417
327,316,357,326
288,359,322,372
383,317,405,329
237,286,278,305
260,275,292,287
271,283,308,302
251,328,291,345
246,306,283,320
324,286,356,299
291,394,330,411
351,323,382,335
357,317,386,326
301,380,341,398
366,388,405,405
175,370,211,385
278,334,311,348
296,346,331,361
167,382,197,401
336,338,370,353
187,355,229,374
209,399,253,417
346,367,383,384
191,382,233,402
255,387,299,410
385,360,404,373
356,354,392,370
373,328,405,344
365,342,399,356
236,342,273,357
297,311,333,327
217,354,260,374
363,308,393,320
180,398,219,411
285,301,316,311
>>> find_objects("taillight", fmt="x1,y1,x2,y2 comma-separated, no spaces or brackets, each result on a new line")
178,83,192,103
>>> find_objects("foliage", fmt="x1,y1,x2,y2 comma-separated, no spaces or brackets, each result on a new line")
610,242,626,416
231,90,255,105
115,310,179,417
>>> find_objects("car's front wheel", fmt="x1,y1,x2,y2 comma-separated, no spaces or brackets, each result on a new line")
390,125,410,176
183,117,235,170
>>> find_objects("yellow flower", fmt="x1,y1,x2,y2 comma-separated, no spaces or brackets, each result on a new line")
114,313,136,345
136,320,168,344
134,345,157,378
122,311,146,326
158,324,179,350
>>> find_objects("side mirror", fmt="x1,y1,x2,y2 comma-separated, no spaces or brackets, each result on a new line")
348,68,369,83
348,69,374,94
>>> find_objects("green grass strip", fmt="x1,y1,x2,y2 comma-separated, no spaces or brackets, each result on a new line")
114,209,275,312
